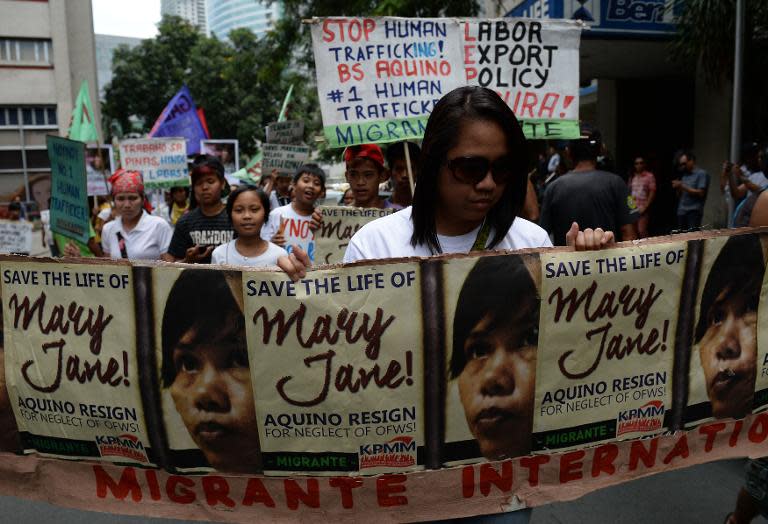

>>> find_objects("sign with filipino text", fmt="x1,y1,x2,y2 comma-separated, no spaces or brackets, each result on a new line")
311,17,465,148
47,136,90,244
119,138,189,189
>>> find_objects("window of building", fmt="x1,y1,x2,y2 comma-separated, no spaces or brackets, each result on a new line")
0,107,58,128
0,38,52,65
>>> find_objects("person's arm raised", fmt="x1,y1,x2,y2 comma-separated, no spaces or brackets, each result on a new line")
277,246,310,281
565,222,616,251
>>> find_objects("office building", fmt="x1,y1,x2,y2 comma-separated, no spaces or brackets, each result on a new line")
161,0,207,33
207,0,281,40
0,0,100,197
95,34,143,99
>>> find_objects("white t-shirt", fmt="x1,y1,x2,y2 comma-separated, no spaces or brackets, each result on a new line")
747,169,768,197
211,240,288,267
343,206,552,262
261,204,316,262
101,211,173,260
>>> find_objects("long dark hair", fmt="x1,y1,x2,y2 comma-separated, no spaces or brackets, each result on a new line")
161,270,244,387
411,86,529,254
694,234,764,343
450,255,539,378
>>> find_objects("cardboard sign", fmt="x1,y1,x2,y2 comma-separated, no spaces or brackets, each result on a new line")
0,221,33,254
119,138,189,189
311,17,465,148
47,136,90,244
261,144,311,175
463,19,582,139
315,206,393,264
310,17,582,146
266,121,305,145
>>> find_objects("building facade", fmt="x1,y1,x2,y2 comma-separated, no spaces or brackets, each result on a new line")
160,0,207,32
207,0,281,40
95,34,143,99
0,0,100,198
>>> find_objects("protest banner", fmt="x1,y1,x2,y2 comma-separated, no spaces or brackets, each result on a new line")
315,206,393,264
119,138,189,189
201,139,240,183
463,19,582,140
47,136,90,244
0,228,766,519
0,221,33,254
261,144,311,176
85,144,115,197
1,262,154,465
266,121,305,145
311,17,465,148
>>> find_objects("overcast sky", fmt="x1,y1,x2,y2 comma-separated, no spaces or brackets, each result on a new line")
92,0,161,39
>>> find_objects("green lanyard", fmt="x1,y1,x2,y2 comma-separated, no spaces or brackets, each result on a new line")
470,221,491,252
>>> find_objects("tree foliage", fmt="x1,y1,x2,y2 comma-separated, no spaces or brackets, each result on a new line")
671,0,768,139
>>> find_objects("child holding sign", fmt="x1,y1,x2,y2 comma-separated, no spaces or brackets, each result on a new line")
261,164,325,262
212,186,288,267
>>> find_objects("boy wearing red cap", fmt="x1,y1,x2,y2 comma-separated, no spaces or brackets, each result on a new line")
344,144,389,209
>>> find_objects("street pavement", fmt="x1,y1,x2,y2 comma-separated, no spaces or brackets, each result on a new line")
0,459,764,523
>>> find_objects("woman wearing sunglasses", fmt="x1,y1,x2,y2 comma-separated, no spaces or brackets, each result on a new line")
278,86,613,278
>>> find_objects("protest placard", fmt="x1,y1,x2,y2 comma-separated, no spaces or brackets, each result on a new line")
532,243,685,452
200,139,239,184
85,144,115,196
261,144,311,175
266,121,305,145
47,136,90,244
0,221,33,254
119,138,188,189
311,17,465,148
1,262,153,465
463,19,582,139
314,206,392,264
243,262,424,475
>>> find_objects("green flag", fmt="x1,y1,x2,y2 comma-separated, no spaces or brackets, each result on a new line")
68,80,99,143
231,152,262,184
277,85,293,123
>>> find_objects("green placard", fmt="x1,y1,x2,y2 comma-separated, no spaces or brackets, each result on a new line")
47,135,89,244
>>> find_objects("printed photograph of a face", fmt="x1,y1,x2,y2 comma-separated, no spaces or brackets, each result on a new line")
443,254,540,464
155,268,261,473
686,234,766,425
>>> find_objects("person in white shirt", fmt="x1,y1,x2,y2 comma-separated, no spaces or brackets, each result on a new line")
212,185,288,267
280,86,615,278
277,86,616,524
101,169,172,260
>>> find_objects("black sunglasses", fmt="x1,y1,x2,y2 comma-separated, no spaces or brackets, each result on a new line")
446,156,516,185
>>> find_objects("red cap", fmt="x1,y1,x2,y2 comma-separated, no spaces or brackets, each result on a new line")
344,144,385,169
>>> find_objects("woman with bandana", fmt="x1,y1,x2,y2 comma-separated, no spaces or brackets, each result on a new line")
101,169,173,260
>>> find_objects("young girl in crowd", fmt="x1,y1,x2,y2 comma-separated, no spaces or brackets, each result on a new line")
279,87,615,290
212,186,288,266
101,169,172,260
